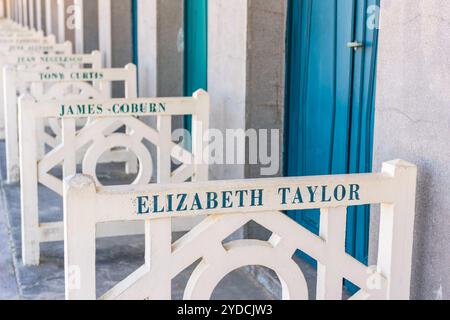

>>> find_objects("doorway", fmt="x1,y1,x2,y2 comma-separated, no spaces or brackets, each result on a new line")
284,0,379,271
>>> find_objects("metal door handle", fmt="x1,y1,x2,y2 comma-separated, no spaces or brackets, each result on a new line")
347,42,364,50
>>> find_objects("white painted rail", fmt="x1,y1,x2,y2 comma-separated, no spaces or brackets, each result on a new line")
0,50,101,140
6,63,135,184
19,90,209,266
1,40,71,54
0,33,55,45
64,160,417,300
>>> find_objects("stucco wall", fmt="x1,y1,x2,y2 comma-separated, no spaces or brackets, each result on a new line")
208,0,286,182
63,0,75,44
136,0,184,98
110,0,132,97
82,0,99,53
50,0,57,37
110,0,132,69
208,0,248,180
244,0,286,242
371,0,450,300
157,0,183,97
245,0,286,179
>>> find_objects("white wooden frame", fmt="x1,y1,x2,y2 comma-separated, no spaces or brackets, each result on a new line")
0,49,99,139
0,26,37,33
5,63,135,185
0,26,38,36
0,40,71,53
0,33,55,45
63,160,417,300
19,90,209,266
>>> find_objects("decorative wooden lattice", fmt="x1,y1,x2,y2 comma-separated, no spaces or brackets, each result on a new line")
63,160,417,300
19,90,210,266
0,50,100,140
4,63,133,183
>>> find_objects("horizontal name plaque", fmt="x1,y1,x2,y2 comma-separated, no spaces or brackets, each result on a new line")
133,182,363,218
58,102,167,117
16,55,84,64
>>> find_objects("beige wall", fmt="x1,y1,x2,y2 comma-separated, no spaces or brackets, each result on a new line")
157,0,183,97
82,0,99,53
372,0,450,300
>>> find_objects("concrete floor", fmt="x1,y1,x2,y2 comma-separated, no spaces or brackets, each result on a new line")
0,141,323,300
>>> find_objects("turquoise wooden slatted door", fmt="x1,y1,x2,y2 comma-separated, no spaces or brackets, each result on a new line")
131,0,138,66
184,0,208,133
285,0,379,270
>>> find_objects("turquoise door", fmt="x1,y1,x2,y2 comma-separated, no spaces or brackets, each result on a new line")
131,0,139,66
184,0,208,132
285,0,379,271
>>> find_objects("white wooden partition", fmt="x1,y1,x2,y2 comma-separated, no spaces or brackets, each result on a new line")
0,29,38,36
0,39,71,53
0,25,36,36
63,160,417,300
0,33,54,44
2,52,104,183
19,90,209,266
0,49,98,139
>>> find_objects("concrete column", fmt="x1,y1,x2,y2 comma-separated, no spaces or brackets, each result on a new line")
98,0,132,97
13,0,17,21
56,0,75,43
136,0,157,97
98,0,111,66
0,0,5,18
371,0,450,300
45,0,52,35
208,0,247,180
57,0,64,41
35,0,43,31
73,0,98,54
27,0,34,29
15,0,20,22
110,0,132,68
245,0,285,179
208,0,286,181
157,0,183,97
45,0,58,36
22,0,28,26
11,0,15,21
136,0,183,98
98,0,132,70
17,0,20,21
5,0,11,19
